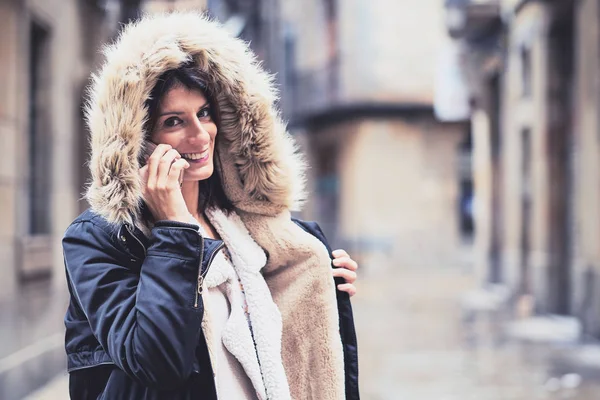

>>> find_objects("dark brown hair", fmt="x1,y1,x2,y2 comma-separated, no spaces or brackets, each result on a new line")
143,63,234,213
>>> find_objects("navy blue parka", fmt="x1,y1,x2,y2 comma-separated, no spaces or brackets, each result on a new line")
63,210,359,399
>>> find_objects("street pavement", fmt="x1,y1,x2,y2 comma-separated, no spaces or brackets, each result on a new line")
353,262,600,400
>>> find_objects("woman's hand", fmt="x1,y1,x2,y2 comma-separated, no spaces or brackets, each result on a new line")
331,249,358,297
139,144,191,223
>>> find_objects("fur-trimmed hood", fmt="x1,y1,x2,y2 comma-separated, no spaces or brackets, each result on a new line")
85,11,306,226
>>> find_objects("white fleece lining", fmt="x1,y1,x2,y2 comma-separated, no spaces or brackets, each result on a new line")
206,208,291,400
206,252,267,399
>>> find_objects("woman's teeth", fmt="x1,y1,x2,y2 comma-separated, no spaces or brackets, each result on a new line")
181,151,208,160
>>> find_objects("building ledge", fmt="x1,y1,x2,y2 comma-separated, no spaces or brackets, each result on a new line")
289,101,437,128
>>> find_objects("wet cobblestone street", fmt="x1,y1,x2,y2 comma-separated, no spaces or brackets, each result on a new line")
353,264,600,400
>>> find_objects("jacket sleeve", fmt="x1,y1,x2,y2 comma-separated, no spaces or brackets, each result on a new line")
63,219,205,390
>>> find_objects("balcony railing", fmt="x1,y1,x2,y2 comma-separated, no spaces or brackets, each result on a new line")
287,58,341,122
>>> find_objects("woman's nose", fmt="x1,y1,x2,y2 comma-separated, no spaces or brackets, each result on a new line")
188,116,210,143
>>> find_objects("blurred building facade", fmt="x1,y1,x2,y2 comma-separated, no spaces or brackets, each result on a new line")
0,1,120,397
0,0,114,299
169,0,473,270
281,0,472,271
448,0,600,337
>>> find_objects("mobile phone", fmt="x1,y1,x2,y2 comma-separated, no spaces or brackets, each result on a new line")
139,141,158,166
139,141,184,186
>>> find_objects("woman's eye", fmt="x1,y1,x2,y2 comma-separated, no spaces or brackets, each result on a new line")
198,108,212,120
164,117,182,128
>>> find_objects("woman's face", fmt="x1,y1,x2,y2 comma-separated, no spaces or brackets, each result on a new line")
150,85,217,182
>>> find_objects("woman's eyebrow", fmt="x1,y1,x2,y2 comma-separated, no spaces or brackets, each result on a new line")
158,111,184,117
158,102,209,117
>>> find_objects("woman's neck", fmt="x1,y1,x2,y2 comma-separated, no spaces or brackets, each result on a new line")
180,179,220,239
181,180,201,220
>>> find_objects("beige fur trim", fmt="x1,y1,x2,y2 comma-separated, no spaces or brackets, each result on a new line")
238,210,346,399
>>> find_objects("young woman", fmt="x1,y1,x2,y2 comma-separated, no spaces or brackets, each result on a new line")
63,12,359,399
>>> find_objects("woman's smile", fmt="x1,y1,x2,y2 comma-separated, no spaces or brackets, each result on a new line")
180,150,210,163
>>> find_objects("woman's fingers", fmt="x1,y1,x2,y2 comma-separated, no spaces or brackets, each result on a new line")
337,283,357,297
332,256,358,271
139,165,149,182
146,144,172,190
140,144,190,223
332,249,349,259
332,267,357,284
139,165,150,199
167,158,190,187
331,249,359,297
155,149,181,189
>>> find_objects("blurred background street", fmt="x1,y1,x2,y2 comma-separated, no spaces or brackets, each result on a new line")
2,0,600,398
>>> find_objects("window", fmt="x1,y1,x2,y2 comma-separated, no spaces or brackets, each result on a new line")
520,46,532,98
28,21,51,235
458,131,474,239
520,128,532,293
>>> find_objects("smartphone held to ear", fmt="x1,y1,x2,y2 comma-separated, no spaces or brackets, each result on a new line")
139,141,158,166
139,141,184,187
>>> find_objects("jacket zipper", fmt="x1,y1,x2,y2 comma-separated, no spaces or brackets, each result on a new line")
124,223,147,257
194,240,225,308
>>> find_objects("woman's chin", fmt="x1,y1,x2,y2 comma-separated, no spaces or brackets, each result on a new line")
184,165,214,182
